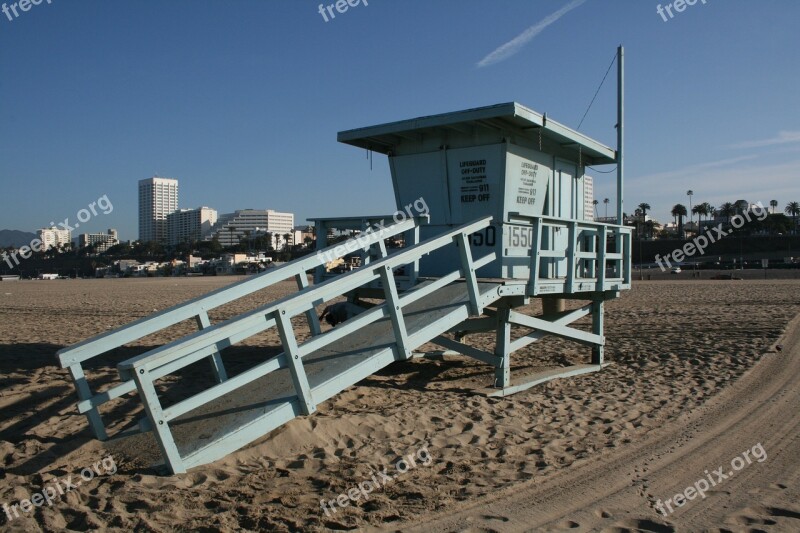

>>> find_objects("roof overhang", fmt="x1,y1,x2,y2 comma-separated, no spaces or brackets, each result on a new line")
337,102,617,166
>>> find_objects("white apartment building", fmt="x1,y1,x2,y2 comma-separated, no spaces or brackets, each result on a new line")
167,207,218,246
209,209,295,249
139,177,179,244
78,229,119,253
38,227,72,251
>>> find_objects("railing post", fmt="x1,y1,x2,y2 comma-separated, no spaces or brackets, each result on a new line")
566,221,578,293
406,223,421,286
379,265,412,360
275,310,316,416
455,233,482,315
195,310,227,383
314,223,328,284
294,273,322,336
132,368,186,474
526,218,543,296
623,229,632,283
68,364,107,441
597,226,607,290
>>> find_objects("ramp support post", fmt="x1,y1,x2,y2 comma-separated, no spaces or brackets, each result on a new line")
494,302,512,388
591,295,605,365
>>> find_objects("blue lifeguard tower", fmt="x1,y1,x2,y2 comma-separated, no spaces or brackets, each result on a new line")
57,51,631,474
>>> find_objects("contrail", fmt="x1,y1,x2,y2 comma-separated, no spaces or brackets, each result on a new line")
477,0,588,68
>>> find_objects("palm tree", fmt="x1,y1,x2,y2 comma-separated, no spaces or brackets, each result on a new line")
719,202,736,224
637,203,651,238
770,200,779,214
686,190,694,230
592,199,599,220
672,204,688,238
785,201,800,232
603,198,610,219
691,204,702,235
697,202,714,231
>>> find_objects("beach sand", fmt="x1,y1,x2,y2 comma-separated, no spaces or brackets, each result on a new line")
0,278,798,531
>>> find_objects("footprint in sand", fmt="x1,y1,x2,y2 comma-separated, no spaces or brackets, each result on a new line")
605,518,675,532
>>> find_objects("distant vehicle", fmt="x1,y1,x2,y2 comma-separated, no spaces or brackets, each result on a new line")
670,267,682,274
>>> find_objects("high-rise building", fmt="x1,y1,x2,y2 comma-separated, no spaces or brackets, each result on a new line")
167,207,218,246
38,227,72,251
78,229,119,253
209,209,295,249
138,177,179,243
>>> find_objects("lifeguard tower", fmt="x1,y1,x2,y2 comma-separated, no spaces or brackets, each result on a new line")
57,53,631,475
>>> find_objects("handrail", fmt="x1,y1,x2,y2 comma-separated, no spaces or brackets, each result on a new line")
57,216,425,368
120,216,494,374
508,212,634,232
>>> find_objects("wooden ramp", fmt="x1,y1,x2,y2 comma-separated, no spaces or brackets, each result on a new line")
168,281,501,469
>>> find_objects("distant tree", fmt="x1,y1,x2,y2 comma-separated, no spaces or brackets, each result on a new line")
770,199,779,214
734,199,749,214
672,204,688,238
637,203,651,238
691,204,702,234
751,213,793,235
686,190,694,230
693,202,708,231
603,198,610,219
719,202,736,223
786,201,800,232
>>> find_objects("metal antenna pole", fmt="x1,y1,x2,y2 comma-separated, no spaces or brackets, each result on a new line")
616,45,624,225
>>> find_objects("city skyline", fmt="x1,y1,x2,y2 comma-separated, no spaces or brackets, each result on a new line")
1,1,798,240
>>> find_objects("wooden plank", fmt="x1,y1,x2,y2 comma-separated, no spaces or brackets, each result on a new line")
68,364,107,440
195,310,227,383
430,335,502,367
275,310,316,416
482,363,611,397
379,266,411,359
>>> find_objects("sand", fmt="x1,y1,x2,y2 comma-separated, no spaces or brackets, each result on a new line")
0,277,798,532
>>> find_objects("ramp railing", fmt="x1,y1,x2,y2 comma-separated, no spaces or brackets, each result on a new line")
57,216,426,441
116,216,495,473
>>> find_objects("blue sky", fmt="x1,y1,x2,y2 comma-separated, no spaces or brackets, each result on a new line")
1,0,798,240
